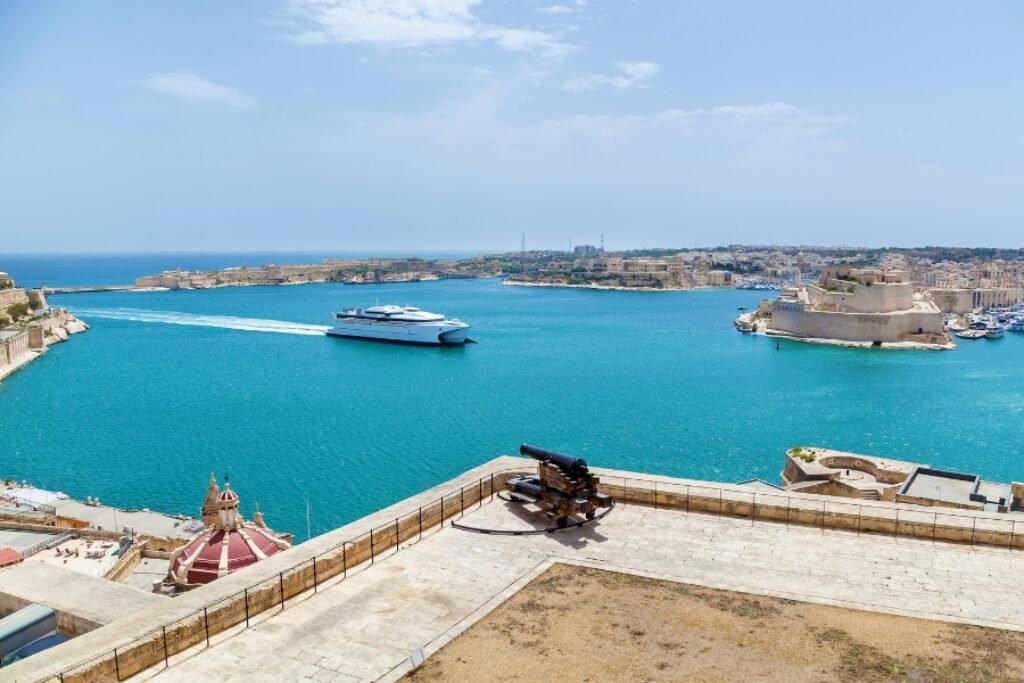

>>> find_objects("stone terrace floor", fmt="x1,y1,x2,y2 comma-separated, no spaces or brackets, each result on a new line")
148,498,1024,683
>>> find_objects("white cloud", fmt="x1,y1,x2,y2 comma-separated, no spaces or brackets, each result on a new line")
562,61,660,92
540,0,586,13
142,73,256,108
284,0,574,57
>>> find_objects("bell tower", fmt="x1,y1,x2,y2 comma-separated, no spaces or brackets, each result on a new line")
200,473,220,527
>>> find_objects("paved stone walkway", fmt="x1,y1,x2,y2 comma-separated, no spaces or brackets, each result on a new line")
151,500,1024,682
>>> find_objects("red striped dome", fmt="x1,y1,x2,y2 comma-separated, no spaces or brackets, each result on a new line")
167,480,289,588
170,524,288,585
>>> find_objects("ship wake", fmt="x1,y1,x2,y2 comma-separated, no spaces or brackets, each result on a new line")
73,308,330,336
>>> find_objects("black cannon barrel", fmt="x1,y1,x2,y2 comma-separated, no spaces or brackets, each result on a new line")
519,444,589,477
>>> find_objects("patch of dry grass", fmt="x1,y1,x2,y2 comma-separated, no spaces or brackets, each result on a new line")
404,563,1024,683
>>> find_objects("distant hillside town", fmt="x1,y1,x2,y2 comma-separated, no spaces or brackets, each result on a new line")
27,243,1023,306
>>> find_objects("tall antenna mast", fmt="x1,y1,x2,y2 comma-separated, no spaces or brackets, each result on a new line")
600,233,605,252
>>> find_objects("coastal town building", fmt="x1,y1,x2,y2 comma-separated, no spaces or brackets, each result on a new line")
0,330,29,367
746,266,951,348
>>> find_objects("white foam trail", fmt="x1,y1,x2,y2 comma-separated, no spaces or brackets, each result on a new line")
73,308,330,336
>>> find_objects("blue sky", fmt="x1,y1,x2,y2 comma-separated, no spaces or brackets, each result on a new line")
1,1,1022,252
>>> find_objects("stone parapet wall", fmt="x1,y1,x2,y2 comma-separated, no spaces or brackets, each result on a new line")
16,458,1024,683
593,469,1024,549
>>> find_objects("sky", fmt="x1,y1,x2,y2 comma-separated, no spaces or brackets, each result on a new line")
1,1,1022,253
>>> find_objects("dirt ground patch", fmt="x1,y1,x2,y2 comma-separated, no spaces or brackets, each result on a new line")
404,563,1024,683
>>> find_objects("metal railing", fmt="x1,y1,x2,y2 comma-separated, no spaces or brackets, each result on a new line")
19,530,75,559
41,471,510,683
38,467,1024,682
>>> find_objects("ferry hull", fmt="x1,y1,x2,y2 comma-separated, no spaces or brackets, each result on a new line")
327,321,470,345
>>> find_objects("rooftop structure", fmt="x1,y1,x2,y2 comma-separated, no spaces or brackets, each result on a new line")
782,447,1021,512
898,468,1013,513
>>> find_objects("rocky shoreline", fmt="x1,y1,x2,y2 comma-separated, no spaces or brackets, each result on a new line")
0,309,89,382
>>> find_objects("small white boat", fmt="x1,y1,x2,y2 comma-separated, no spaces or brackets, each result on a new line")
985,324,1004,339
328,305,470,345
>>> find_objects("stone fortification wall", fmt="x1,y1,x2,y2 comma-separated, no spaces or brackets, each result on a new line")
771,306,944,343
808,282,914,314
0,287,30,310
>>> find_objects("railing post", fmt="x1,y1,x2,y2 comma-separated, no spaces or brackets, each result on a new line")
441,496,445,526
114,647,122,681
479,478,483,508
343,542,348,578
313,557,319,592
279,572,285,611
244,588,250,627
490,473,495,500
418,507,423,540
370,529,375,564
204,607,210,647
394,518,400,550
460,488,465,518
163,626,170,667
751,493,756,525
971,517,977,545
932,512,937,541
653,481,658,510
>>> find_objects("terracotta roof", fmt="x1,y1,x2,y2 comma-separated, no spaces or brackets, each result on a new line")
0,547,24,567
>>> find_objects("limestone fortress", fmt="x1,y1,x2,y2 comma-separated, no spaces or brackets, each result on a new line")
738,265,952,349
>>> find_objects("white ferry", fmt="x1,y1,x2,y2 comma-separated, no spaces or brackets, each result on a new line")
328,305,470,345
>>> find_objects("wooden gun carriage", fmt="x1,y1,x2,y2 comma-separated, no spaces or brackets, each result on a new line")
506,444,613,528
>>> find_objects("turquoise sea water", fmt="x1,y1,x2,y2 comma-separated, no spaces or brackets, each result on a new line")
2,275,1023,538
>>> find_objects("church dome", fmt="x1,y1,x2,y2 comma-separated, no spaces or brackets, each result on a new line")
169,524,289,585
166,479,289,589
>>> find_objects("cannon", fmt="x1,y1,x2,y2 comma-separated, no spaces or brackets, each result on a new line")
506,444,613,528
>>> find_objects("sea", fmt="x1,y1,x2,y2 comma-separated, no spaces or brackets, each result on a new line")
2,253,1023,538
